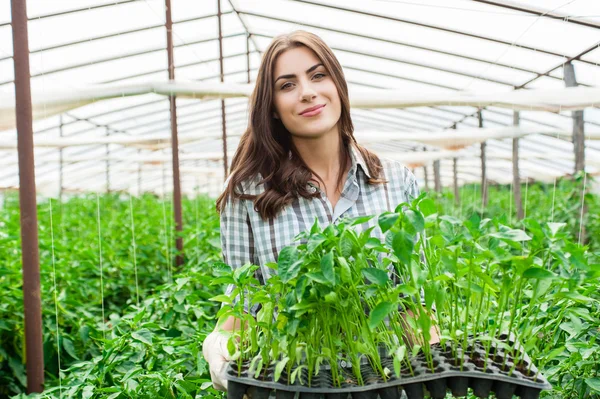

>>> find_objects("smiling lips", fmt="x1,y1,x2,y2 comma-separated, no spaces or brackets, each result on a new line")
300,104,326,117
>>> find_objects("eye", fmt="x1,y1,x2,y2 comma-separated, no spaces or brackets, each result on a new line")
281,82,293,90
313,72,326,79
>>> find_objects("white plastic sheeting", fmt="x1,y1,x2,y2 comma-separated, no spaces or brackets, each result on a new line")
0,0,599,197
2,81,600,131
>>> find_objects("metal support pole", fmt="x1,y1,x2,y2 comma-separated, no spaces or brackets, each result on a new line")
422,146,429,191
564,63,585,174
433,160,441,193
478,109,488,208
218,0,229,179
564,62,586,242
165,0,184,267
11,0,44,392
59,114,64,200
513,111,524,220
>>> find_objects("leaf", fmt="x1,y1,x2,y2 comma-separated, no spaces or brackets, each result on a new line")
368,301,394,329
62,337,79,360
307,234,327,253
418,198,436,216
378,212,399,233
131,328,153,345
405,209,425,233
586,378,600,393
392,231,414,265
547,222,566,237
362,268,390,286
209,294,232,304
338,257,352,283
274,357,290,382
339,230,355,258
163,346,175,355
523,267,556,280
306,271,329,285
393,345,406,377
349,215,374,226
321,251,335,285
556,291,595,303
278,246,301,283
82,385,95,399
295,275,308,301
489,228,531,242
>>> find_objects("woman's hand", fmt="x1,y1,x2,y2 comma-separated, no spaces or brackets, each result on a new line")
202,329,232,391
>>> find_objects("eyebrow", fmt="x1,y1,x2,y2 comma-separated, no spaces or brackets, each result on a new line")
274,63,324,84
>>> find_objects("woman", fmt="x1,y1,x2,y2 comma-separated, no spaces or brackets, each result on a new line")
203,30,436,391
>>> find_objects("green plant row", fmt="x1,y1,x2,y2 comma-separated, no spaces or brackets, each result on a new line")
214,192,600,397
0,193,223,398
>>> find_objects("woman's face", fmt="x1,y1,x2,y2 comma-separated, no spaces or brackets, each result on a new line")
272,46,342,140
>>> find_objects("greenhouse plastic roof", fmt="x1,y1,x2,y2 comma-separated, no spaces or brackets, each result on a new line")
0,0,599,197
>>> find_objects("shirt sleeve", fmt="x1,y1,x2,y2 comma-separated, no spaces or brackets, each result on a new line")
220,187,260,316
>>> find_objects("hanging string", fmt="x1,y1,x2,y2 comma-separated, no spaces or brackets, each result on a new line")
96,193,106,341
129,194,140,306
49,198,63,398
161,193,173,283
196,175,201,250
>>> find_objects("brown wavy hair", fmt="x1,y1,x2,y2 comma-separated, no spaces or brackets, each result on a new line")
216,30,387,220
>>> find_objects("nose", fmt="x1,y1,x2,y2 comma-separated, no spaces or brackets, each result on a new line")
300,82,317,102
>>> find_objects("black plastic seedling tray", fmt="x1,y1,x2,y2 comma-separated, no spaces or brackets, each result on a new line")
225,338,552,399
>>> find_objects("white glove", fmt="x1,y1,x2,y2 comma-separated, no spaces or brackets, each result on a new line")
202,330,232,391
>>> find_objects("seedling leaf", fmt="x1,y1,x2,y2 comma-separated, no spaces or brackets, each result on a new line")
321,251,335,285
278,246,301,283
392,231,414,265
523,267,556,279
368,301,394,329
378,212,399,233
362,268,390,286
274,357,290,382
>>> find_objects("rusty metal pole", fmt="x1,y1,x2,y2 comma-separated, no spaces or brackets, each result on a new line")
11,0,44,393
218,0,229,179
433,160,441,193
165,0,184,267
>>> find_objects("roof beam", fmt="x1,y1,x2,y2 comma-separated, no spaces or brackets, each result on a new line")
239,10,569,76
288,0,592,62
516,40,600,89
472,0,600,30
0,32,248,86
251,32,519,87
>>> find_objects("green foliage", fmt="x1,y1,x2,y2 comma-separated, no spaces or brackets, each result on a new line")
0,193,225,399
1,178,599,399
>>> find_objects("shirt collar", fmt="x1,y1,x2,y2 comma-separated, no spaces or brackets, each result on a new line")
349,142,372,179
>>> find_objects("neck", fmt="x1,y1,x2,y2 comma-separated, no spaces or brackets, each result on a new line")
292,127,345,182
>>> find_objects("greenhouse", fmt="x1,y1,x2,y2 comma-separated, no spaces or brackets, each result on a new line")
1,0,599,398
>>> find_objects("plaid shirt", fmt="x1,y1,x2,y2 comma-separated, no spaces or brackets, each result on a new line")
220,143,421,313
